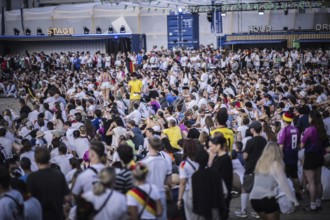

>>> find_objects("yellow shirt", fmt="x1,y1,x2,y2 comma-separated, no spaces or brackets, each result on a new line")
128,80,142,100
163,126,182,150
210,127,234,153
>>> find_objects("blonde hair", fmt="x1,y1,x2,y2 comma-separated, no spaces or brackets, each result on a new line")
255,142,284,174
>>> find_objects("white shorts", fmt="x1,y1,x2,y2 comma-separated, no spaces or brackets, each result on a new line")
100,82,111,89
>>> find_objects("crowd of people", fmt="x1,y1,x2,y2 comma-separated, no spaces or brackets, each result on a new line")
0,45,329,220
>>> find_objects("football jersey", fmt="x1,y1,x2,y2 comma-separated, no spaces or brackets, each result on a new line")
210,127,234,155
278,125,299,164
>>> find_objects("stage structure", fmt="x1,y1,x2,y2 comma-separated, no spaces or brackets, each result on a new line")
0,33,146,55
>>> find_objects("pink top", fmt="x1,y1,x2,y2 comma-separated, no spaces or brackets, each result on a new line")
101,73,110,82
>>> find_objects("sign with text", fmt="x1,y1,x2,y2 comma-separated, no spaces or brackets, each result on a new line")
48,27,74,36
249,25,272,33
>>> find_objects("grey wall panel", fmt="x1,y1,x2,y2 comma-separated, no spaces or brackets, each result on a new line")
141,15,167,49
269,11,295,30
53,18,93,35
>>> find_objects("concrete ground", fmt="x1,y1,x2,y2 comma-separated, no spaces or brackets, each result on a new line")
0,98,20,113
1,98,329,220
229,194,329,220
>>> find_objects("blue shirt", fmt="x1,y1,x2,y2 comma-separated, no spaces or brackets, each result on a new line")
92,118,102,130
136,54,143,65
166,94,176,105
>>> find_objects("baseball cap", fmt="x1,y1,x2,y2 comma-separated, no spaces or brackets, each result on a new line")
248,121,262,130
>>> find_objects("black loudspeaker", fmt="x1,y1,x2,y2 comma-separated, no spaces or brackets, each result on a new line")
207,13,212,22
283,27,288,31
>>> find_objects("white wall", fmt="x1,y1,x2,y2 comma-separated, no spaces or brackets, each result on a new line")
2,4,329,51
221,8,330,34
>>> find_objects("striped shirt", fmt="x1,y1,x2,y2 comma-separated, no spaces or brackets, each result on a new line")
114,168,134,194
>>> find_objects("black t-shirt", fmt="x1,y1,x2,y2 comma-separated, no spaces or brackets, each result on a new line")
244,136,267,174
27,167,69,220
211,154,233,192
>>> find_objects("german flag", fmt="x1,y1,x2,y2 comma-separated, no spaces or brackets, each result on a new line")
127,187,157,216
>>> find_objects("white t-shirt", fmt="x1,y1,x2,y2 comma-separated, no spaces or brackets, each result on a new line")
72,138,90,159
0,137,13,159
111,127,127,147
142,154,172,192
179,158,199,192
20,151,38,172
51,154,74,175
28,110,39,123
83,189,127,220
65,168,77,184
43,130,54,146
24,197,42,220
324,117,330,136
321,166,330,200
200,73,208,89
127,184,160,219
159,151,173,177
198,98,208,109
237,125,248,141
72,163,106,195
126,110,142,127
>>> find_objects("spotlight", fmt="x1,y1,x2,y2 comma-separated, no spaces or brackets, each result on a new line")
178,7,183,13
96,26,102,34
284,9,288,15
25,28,31,35
221,12,226,17
13,28,20,35
83,26,89,34
120,25,126,33
37,27,44,35
108,25,114,34
258,11,264,15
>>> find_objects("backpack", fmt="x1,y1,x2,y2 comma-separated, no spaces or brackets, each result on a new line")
76,167,113,220
0,194,24,220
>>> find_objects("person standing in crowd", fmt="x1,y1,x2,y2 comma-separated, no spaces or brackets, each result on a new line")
0,166,25,220
191,149,226,220
27,147,70,220
278,111,302,200
128,72,143,113
83,167,127,220
209,136,233,220
142,136,172,220
235,121,267,218
301,110,328,211
99,68,112,106
114,144,135,194
72,141,106,197
250,142,299,220
127,162,163,220
211,108,234,155
177,139,199,220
